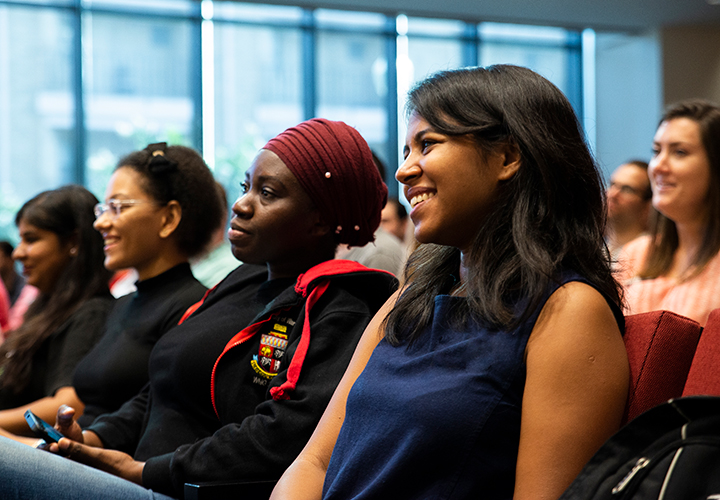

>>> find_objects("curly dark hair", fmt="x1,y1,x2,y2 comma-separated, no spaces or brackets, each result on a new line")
384,65,621,345
116,143,222,258
0,185,112,392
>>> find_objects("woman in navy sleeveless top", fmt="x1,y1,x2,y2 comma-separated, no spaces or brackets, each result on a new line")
272,65,629,500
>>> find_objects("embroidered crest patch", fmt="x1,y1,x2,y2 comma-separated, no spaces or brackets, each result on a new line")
251,317,293,385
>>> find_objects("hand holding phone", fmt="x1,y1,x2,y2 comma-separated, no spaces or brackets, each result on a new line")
24,410,65,444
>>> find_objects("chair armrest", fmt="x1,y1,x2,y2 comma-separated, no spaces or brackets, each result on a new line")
184,480,277,500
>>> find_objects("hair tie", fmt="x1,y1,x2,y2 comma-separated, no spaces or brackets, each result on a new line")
145,142,178,175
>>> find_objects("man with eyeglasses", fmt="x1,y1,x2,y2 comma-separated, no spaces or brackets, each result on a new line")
606,160,653,259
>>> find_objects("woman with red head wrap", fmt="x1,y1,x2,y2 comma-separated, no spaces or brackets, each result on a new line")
0,119,397,500
264,118,387,248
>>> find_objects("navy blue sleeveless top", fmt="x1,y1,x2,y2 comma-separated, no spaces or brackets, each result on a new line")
323,273,622,500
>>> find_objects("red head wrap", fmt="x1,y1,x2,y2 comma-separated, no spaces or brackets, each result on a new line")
264,118,387,247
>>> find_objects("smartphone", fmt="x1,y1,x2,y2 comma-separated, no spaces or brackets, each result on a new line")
24,410,64,444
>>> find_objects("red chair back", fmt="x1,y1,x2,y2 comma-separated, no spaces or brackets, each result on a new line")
683,308,720,396
623,310,702,423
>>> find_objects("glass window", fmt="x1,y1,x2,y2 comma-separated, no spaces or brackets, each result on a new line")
480,42,570,94
213,2,303,24
1,0,72,5
212,21,302,194
479,23,569,43
0,1,586,240
405,37,464,86
82,0,196,16
82,11,197,198
0,5,75,241
317,27,388,165
406,16,465,37
478,23,573,97
315,9,385,30
400,16,464,92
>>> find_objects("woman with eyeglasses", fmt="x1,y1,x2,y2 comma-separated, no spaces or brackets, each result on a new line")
618,100,720,326
0,186,115,439
71,143,222,427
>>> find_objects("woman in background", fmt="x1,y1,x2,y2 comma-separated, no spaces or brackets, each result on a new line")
272,65,628,500
0,186,114,437
619,100,720,326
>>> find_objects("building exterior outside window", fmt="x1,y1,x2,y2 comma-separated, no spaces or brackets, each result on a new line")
0,0,582,242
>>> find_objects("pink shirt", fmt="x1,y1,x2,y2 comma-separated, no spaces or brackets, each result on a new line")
0,280,9,332
5,284,39,336
618,235,720,326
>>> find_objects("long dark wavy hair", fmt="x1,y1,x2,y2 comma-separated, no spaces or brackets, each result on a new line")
639,100,720,281
0,185,112,392
384,65,621,345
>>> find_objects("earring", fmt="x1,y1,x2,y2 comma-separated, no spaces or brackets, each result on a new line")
70,247,78,256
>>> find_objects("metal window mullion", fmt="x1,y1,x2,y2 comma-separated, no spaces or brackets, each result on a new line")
190,3,203,152
566,30,583,122
301,8,315,120
384,14,398,195
462,22,478,67
73,0,85,185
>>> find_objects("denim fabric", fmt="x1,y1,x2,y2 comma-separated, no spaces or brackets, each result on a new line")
0,437,175,500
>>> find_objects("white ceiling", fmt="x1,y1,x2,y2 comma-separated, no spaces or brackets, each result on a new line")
243,0,720,31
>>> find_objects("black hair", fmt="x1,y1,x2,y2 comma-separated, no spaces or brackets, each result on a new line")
640,99,720,280
387,197,407,221
626,159,649,171
371,151,388,183
214,181,229,224
0,241,12,258
0,185,112,392
116,143,222,258
384,65,621,345
621,160,652,200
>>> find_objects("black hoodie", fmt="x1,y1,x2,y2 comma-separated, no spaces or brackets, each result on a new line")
87,260,397,498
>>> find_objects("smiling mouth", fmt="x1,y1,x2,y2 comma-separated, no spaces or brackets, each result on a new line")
409,192,435,209
654,183,675,193
103,237,120,250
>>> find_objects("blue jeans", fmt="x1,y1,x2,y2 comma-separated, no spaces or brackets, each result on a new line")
0,437,176,500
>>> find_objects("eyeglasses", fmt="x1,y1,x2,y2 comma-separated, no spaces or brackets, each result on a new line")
94,199,152,219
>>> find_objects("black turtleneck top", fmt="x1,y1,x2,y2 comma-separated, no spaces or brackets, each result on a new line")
73,263,206,427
